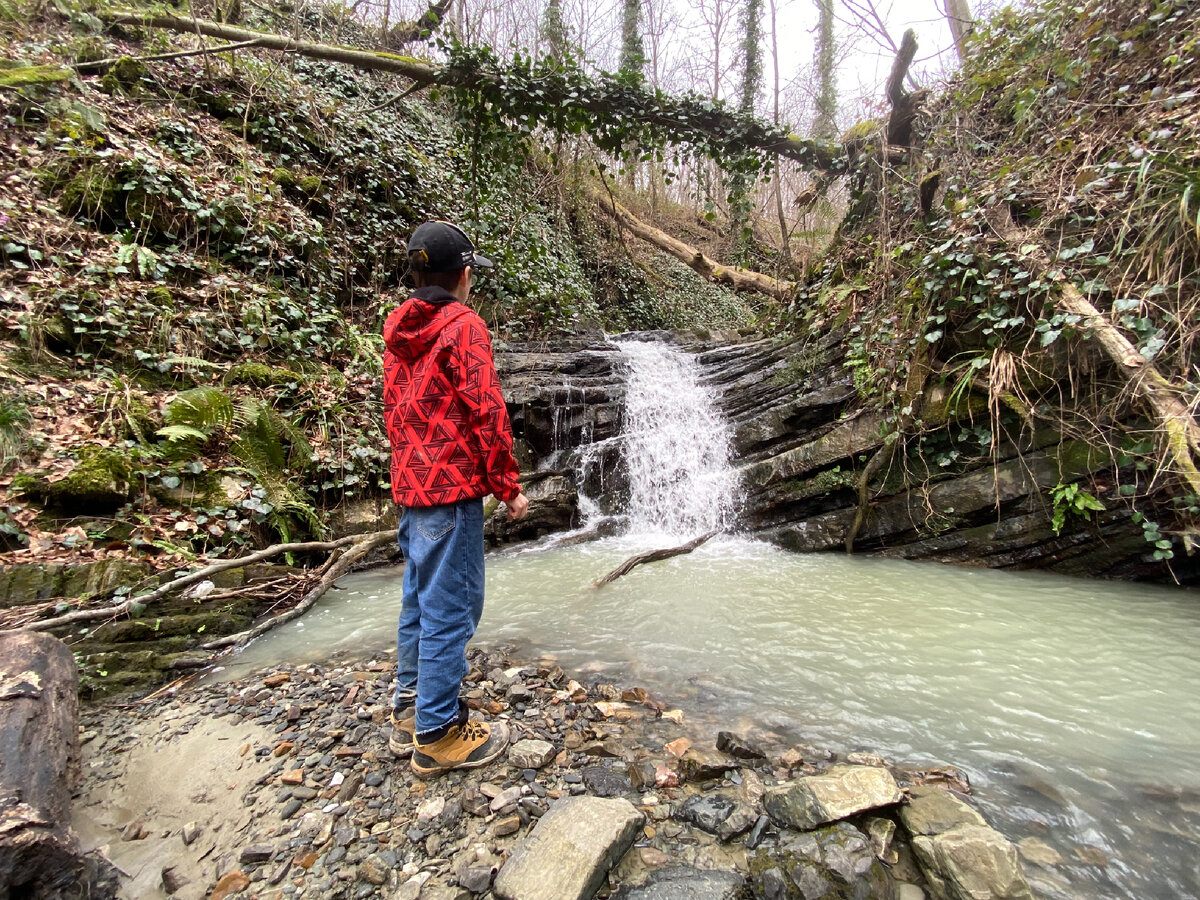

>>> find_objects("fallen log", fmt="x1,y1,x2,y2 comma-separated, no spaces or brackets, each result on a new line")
11,532,384,634
100,11,839,172
595,531,719,587
595,190,793,298
0,633,115,897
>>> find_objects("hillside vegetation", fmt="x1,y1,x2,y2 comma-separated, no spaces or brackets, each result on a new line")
0,0,754,566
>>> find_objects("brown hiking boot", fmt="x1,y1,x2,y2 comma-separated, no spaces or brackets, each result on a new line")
410,719,510,779
388,708,415,758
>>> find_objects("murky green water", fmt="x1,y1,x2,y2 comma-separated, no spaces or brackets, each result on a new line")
219,534,1200,900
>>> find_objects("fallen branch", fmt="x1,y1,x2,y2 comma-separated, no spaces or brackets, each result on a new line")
100,11,839,172
595,531,719,587
595,190,793,298
1055,282,1200,498
74,38,263,71
200,530,394,650
11,533,378,634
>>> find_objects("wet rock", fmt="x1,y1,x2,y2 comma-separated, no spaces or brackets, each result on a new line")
509,738,557,769
678,793,736,835
749,822,891,900
582,765,632,797
911,825,1035,900
679,748,734,783
611,865,746,899
866,816,897,864
494,796,643,900
715,731,766,761
1017,837,1063,867
898,786,987,836
764,764,902,831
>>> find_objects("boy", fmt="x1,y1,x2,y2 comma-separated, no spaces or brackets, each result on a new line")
382,220,528,778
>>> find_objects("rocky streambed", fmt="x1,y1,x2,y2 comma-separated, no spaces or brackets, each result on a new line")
75,645,1046,900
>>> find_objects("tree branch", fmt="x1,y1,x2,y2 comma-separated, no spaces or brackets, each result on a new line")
595,531,719,586
74,38,263,72
594,189,793,297
10,533,377,633
101,11,841,172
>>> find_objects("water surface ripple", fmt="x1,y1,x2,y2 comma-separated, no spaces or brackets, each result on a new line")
223,536,1200,899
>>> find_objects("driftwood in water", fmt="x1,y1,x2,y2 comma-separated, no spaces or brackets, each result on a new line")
200,530,394,651
0,633,113,897
595,531,719,587
15,532,390,634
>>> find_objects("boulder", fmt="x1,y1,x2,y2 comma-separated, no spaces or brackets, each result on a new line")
748,821,892,900
911,825,1035,900
764,765,902,831
493,796,643,900
898,787,987,836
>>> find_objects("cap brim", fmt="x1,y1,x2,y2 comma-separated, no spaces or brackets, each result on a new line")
472,253,494,268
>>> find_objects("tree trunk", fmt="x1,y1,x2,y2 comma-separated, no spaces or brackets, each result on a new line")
943,0,973,61
0,633,112,897
594,189,792,297
103,11,839,172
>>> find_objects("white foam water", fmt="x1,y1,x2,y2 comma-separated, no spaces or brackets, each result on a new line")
614,338,739,539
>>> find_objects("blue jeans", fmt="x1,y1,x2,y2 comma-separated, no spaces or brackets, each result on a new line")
392,498,485,737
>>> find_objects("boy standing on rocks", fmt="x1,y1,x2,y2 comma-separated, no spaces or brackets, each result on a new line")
381,220,528,778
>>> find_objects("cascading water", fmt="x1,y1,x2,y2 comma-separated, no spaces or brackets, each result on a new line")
613,338,739,538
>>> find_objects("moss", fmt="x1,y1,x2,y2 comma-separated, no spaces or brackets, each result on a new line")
225,362,301,387
296,175,322,196
0,64,71,89
99,56,146,95
91,608,251,643
146,285,174,307
57,168,120,221
1053,439,1112,480
16,446,133,513
271,166,296,188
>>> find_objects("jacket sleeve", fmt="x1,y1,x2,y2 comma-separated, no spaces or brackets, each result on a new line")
454,314,522,502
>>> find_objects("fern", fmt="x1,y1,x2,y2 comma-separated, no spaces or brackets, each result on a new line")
0,396,30,472
164,387,234,432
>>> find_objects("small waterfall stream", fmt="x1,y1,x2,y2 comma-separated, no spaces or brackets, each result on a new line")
614,338,739,538
218,337,1200,900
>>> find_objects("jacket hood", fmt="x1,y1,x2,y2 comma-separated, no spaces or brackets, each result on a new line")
383,287,472,361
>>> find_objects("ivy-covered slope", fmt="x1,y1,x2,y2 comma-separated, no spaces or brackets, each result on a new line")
785,0,1200,573
0,0,755,566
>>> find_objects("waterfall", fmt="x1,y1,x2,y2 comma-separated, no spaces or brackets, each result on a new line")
615,338,740,539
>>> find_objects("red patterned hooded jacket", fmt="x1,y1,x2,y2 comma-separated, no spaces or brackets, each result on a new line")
382,287,521,507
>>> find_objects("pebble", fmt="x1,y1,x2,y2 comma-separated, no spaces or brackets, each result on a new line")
76,645,978,900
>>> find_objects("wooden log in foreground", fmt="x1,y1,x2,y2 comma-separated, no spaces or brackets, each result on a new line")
595,531,719,587
0,633,112,897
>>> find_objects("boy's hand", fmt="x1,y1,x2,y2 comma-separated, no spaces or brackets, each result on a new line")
506,492,529,520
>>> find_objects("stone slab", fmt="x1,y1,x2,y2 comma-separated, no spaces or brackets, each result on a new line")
764,765,902,831
493,796,643,900
898,786,987,837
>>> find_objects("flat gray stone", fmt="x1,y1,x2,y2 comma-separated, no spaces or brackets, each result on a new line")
494,796,643,900
898,786,987,837
612,866,746,899
509,739,557,769
764,765,902,831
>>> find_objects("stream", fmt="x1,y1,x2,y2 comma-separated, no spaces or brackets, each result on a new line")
216,338,1199,899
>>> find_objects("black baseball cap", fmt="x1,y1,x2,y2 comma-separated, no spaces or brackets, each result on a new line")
406,220,494,273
